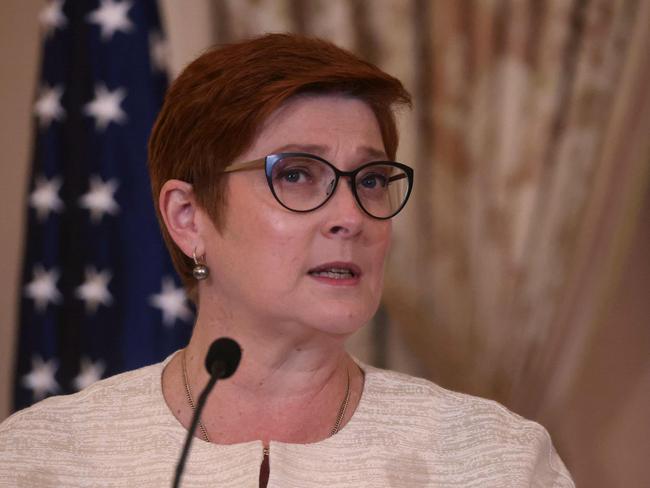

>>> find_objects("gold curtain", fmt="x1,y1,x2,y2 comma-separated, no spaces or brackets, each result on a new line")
384,0,650,411
211,1,650,485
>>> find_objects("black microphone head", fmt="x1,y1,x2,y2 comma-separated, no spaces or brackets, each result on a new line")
204,338,241,379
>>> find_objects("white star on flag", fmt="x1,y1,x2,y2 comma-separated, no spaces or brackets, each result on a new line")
83,84,127,131
79,175,120,223
87,0,134,41
24,265,62,313
39,0,67,37
73,357,106,391
22,355,60,401
150,276,192,327
29,175,64,222
34,84,65,129
76,267,113,314
149,31,169,73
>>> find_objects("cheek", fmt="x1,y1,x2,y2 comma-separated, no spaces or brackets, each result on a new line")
362,223,391,297
227,177,300,250
247,208,309,271
372,222,392,264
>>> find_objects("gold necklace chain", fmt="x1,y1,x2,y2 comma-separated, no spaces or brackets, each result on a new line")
330,367,351,436
181,348,351,455
181,348,211,442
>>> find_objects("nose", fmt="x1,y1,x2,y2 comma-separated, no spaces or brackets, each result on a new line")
321,177,364,238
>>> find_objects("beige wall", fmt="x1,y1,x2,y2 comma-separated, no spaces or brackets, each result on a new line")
0,0,217,422
0,0,42,422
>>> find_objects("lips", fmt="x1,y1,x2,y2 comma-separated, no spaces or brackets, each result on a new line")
308,262,361,280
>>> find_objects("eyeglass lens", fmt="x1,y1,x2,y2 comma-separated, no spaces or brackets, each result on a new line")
269,155,410,218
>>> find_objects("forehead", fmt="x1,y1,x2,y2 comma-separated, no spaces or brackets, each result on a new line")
244,94,386,161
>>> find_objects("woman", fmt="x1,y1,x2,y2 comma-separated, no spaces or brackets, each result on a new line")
0,34,573,487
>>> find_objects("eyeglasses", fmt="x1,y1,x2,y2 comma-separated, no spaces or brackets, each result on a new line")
224,152,414,220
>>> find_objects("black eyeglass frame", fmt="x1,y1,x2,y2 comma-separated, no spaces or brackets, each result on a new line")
224,152,414,220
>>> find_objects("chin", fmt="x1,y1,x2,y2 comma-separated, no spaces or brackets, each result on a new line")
308,304,377,337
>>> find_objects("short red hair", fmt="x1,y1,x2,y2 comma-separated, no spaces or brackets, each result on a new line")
148,33,411,300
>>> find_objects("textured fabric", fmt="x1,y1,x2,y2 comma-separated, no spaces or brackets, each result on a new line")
0,353,574,487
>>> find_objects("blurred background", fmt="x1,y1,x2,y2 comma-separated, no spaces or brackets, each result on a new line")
1,1,648,486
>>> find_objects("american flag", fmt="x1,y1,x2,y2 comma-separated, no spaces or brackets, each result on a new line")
13,0,192,411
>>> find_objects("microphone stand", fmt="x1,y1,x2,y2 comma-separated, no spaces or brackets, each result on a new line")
171,368,220,488
171,338,241,488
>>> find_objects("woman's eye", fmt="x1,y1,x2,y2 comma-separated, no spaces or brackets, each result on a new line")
360,173,387,189
284,171,301,182
277,167,311,183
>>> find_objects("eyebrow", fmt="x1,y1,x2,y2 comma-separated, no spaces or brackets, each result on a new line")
271,143,389,161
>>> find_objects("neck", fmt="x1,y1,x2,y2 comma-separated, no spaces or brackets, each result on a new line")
188,308,351,397
165,307,363,445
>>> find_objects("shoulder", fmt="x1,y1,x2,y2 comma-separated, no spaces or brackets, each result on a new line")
0,360,182,486
0,360,167,470
363,365,522,420
1,361,164,434
358,365,574,486
364,365,541,434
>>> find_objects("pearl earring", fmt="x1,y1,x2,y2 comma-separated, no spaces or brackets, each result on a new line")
192,249,209,280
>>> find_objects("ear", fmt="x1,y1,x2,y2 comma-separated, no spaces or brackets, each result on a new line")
158,179,206,259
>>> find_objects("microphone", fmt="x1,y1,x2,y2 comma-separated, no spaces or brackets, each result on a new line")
204,337,241,379
172,338,242,488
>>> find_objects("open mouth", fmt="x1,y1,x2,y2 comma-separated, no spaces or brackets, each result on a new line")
308,264,360,280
